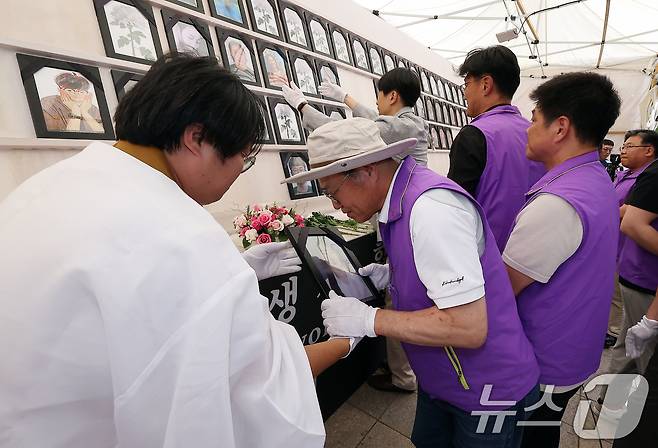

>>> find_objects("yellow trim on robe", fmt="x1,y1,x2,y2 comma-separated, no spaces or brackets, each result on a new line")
114,140,174,181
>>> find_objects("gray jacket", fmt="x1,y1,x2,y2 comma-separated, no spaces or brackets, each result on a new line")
302,104,429,166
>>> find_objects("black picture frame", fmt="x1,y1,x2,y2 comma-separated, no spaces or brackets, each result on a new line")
254,94,275,144
111,70,143,101
165,0,204,13
324,105,347,120
367,44,384,76
286,226,383,305
217,29,261,86
93,0,162,65
429,125,440,150
246,0,283,40
267,96,304,145
429,74,438,97
382,51,396,73
415,96,425,119
434,99,443,123
438,78,447,99
17,53,115,140
462,109,468,125
208,0,248,28
257,41,292,90
290,52,320,98
162,9,214,57
349,34,370,72
329,25,352,65
438,127,449,149
441,103,449,125
279,1,311,49
305,13,334,58
396,56,408,69
420,70,430,93
315,60,340,87
425,96,436,122
279,151,319,199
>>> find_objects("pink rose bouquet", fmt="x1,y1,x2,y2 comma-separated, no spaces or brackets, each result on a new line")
233,203,305,248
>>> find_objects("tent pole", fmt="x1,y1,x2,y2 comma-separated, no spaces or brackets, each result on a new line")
596,0,611,68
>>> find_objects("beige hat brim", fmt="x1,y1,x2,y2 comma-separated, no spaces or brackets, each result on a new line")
281,137,417,184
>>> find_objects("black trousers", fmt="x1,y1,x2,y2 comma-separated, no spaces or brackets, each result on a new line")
520,387,579,448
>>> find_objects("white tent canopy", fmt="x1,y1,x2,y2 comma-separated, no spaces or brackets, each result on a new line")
353,0,658,76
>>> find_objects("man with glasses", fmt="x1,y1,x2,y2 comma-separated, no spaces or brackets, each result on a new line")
448,45,544,252
0,54,354,448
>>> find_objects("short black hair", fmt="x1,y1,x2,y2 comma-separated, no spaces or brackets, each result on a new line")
114,53,265,158
602,139,614,146
376,68,421,107
624,129,658,158
458,45,520,98
529,72,621,147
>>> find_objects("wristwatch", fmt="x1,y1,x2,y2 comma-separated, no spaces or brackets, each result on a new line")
69,114,83,120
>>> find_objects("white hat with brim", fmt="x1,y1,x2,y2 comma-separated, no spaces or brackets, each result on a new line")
281,117,417,184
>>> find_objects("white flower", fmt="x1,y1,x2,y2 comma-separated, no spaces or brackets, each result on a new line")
233,214,247,229
259,210,273,219
269,219,284,231
245,229,258,242
281,214,294,226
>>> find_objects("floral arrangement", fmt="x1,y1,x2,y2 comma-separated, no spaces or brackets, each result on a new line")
234,203,305,248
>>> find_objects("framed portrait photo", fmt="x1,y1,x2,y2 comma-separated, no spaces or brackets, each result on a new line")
290,52,319,98
246,0,283,40
437,77,446,99
111,70,143,101
305,15,333,58
267,97,304,145
461,109,468,125
425,96,436,122
429,125,440,150
280,151,319,199
324,105,347,121
217,29,261,86
441,103,449,125
209,0,248,27
438,127,449,149
420,70,430,93
254,94,275,144
367,44,384,76
383,52,396,73
257,42,291,90
279,2,310,49
396,57,408,69
165,0,204,13
315,60,340,88
350,35,370,72
415,96,425,119
429,74,438,97
93,0,162,65
162,10,213,57
329,25,352,65
17,54,115,140
433,99,443,123
450,105,458,126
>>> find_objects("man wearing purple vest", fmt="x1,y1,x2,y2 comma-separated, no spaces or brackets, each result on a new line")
448,45,544,252
502,73,621,448
285,117,540,447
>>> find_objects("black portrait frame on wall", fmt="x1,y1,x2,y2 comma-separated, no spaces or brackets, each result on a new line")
315,60,340,87
349,34,371,72
289,52,321,98
161,9,214,56
279,151,320,200
93,0,163,65
246,0,283,40
329,24,353,66
111,70,143,101
216,28,262,87
304,13,334,58
382,51,396,73
425,96,436,122
366,43,384,76
254,94,275,145
208,0,249,28
256,41,292,90
438,127,449,149
17,53,115,140
396,56,408,69
165,0,204,13
441,103,449,125
420,70,430,94
433,99,443,123
279,1,311,50
415,96,425,120
267,96,305,145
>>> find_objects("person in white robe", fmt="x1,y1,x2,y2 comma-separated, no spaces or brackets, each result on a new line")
0,54,356,448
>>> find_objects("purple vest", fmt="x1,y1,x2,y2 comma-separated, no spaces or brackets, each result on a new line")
614,163,652,260
516,152,618,386
380,156,539,412
470,105,545,252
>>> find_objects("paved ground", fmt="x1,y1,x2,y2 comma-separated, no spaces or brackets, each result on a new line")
325,349,616,447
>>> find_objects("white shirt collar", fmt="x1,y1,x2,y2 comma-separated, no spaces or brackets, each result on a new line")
378,163,403,224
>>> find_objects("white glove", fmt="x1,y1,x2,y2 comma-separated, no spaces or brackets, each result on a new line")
242,241,302,280
625,315,658,359
321,290,378,338
330,336,363,358
358,263,390,290
282,82,307,110
319,82,347,102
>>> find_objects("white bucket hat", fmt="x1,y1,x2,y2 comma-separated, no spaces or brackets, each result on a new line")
281,117,417,184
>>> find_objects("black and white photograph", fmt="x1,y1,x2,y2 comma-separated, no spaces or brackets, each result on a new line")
306,16,333,57
217,30,260,86
280,152,319,199
415,96,425,119
434,99,443,123
17,54,115,140
166,0,204,13
93,0,162,65
441,103,449,125
324,105,347,120
246,0,282,39
420,71,430,93
429,75,438,97
209,0,247,27
430,126,439,150
368,45,384,76
330,26,352,65
268,97,304,144
397,58,407,68
350,36,370,71
450,105,458,126
290,53,319,97
111,70,143,101
383,53,395,72
461,109,468,126
254,94,275,144
162,11,213,57
257,42,291,90
438,78,446,98
280,3,309,49
438,127,449,149
425,96,435,122
316,61,340,86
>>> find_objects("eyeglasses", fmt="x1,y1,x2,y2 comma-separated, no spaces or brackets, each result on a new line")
320,172,351,202
621,144,651,150
241,146,261,173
